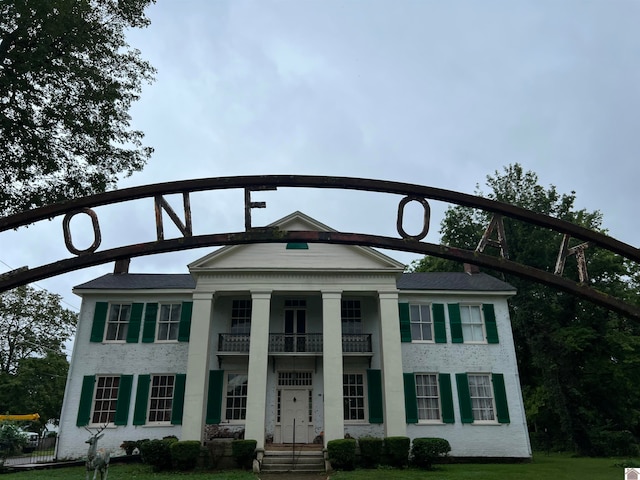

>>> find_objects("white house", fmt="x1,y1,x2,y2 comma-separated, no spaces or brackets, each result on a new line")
56,211,531,460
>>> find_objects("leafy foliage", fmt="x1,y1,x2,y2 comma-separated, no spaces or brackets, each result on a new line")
410,437,451,469
357,436,383,468
138,438,175,471
327,438,356,471
0,0,156,216
231,439,256,470
0,421,27,462
383,436,410,468
170,440,202,471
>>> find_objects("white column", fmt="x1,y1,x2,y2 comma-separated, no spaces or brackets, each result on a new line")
182,291,214,440
322,291,344,445
378,291,407,437
244,291,272,448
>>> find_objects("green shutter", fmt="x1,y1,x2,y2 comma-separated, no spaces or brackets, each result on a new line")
448,304,463,343
206,370,225,424
456,373,474,423
76,375,96,426
433,303,447,343
142,303,158,343
114,375,133,425
171,374,186,425
178,302,193,342
126,303,144,343
403,373,418,423
483,304,499,344
439,373,455,423
367,369,384,424
90,302,108,342
398,303,411,342
286,242,309,249
492,373,510,423
133,375,151,425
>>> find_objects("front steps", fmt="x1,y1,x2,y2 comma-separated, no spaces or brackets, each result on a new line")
261,445,326,473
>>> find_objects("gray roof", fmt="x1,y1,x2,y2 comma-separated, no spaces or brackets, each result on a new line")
75,272,513,292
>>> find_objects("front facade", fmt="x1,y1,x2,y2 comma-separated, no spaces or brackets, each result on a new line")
57,212,531,460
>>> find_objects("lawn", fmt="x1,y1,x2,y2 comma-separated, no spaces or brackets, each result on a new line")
4,453,635,479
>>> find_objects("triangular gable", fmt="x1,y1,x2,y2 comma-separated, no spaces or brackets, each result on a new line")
189,211,405,272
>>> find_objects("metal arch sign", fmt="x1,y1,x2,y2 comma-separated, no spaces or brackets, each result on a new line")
1,175,639,319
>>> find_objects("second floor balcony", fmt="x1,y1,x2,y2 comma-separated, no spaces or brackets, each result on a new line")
217,333,372,355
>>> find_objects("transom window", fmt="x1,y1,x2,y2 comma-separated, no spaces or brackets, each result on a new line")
343,373,365,421
92,376,120,424
468,374,495,421
460,305,485,342
278,371,313,387
148,375,175,423
225,373,248,421
105,304,130,341
157,304,181,341
341,300,362,334
410,304,433,341
231,300,252,335
415,374,440,420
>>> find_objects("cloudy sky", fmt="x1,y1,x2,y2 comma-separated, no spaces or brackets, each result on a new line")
2,0,640,315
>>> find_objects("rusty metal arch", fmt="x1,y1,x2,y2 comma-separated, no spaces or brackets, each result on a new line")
1,175,639,318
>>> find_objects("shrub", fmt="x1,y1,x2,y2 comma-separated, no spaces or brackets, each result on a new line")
589,430,639,457
327,438,356,470
384,436,410,468
170,440,201,471
120,440,137,455
138,438,174,471
231,439,257,469
358,436,383,468
411,437,451,469
0,422,27,461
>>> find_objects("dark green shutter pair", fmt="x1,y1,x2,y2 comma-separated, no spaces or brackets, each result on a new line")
455,373,510,424
449,303,499,344
403,373,455,424
398,303,447,343
76,375,133,426
133,374,187,425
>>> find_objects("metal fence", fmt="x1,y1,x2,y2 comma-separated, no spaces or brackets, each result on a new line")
4,435,57,466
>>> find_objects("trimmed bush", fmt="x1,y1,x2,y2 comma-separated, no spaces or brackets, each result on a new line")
384,436,410,468
170,440,202,471
231,439,257,469
327,438,356,471
411,437,451,469
138,439,174,471
358,436,383,468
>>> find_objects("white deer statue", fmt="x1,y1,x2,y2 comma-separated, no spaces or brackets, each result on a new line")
84,425,110,480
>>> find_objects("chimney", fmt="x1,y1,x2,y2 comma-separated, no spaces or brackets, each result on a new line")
463,263,480,275
113,258,131,274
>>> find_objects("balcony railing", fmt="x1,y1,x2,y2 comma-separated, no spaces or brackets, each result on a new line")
217,333,372,354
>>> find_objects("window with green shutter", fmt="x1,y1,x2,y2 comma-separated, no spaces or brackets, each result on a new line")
398,303,411,342
483,304,499,343
455,373,474,423
76,375,96,426
126,304,144,343
133,375,151,425
114,375,133,425
206,370,225,424
142,303,158,343
492,373,510,423
433,303,447,343
171,374,186,425
448,304,463,343
90,303,108,342
439,373,455,423
367,369,383,423
178,301,193,342
403,373,418,423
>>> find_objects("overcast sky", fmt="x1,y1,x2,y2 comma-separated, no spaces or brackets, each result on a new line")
2,0,640,315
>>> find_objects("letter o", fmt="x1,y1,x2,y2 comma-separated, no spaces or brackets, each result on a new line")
63,208,102,255
396,196,430,240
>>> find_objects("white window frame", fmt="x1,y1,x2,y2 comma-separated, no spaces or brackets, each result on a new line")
409,303,434,342
415,373,441,422
91,375,120,425
460,304,486,343
147,374,175,424
343,371,367,423
105,303,131,342
468,373,496,423
156,304,182,342
230,299,252,335
224,372,248,423
341,299,362,334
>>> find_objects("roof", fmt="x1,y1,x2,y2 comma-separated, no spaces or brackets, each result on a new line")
398,272,515,292
75,272,514,292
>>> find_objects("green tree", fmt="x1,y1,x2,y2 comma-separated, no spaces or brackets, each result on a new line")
0,0,156,216
412,164,640,454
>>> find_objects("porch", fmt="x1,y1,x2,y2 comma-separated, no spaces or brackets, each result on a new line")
217,333,373,354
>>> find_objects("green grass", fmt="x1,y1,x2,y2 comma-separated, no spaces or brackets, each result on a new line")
5,453,637,479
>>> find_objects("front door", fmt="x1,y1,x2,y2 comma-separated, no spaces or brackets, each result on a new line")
281,389,309,443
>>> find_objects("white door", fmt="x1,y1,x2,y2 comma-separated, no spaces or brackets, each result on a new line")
281,389,309,443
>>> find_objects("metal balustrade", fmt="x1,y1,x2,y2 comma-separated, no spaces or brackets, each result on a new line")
218,333,372,354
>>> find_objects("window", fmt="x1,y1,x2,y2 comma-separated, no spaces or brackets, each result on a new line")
343,373,365,421
341,300,362,334
415,374,440,421
468,374,495,421
156,304,181,341
460,305,484,342
92,376,120,424
231,300,251,335
410,304,432,341
147,375,175,423
225,373,248,420
105,304,131,341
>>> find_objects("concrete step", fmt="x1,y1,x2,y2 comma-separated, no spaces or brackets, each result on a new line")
261,450,325,472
